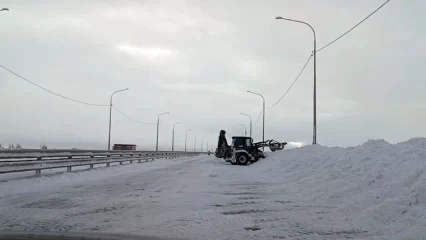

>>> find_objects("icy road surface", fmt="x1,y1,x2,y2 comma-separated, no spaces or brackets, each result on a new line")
1,139,426,240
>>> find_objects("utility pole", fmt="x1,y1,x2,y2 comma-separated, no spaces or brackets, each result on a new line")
194,136,196,152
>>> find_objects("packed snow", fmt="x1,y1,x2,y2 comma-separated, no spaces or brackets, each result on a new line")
0,138,425,240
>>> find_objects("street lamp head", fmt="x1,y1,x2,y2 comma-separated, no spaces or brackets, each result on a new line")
275,16,289,20
114,88,129,94
1,8,9,11
158,112,170,118
247,90,264,99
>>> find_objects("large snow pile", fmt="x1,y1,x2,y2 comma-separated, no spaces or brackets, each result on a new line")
256,138,426,238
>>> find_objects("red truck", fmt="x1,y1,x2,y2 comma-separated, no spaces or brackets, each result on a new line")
113,144,136,151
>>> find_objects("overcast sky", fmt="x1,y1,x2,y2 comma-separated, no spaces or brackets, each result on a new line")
0,0,425,150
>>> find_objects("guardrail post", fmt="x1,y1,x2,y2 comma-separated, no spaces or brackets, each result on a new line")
68,156,72,159
35,169,41,176
106,162,110,167
37,156,42,160
130,160,133,164
120,161,123,165
90,164,94,169
67,166,72,172
138,159,141,163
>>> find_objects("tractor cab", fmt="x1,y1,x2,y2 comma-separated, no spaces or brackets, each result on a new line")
231,136,254,152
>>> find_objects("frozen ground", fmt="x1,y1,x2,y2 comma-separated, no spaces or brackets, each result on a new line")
1,138,426,240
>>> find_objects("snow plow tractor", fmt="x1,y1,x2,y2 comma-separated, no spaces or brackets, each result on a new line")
216,136,265,165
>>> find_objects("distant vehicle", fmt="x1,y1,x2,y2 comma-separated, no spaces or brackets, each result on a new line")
113,144,136,151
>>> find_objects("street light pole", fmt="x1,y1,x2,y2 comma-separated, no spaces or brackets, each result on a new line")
276,16,317,145
247,91,265,149
201,139,203,153
156,112,170,151
240,113,252,138
108,88,129,150
194,136,196,152
238,124,247,136
172,122,183,152
185,129,192,152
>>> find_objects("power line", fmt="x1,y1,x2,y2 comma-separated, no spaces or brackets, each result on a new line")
253,109,262,126
317,0,391,52
267,0,391,109
112,105,156,124
0,64,109,107
267,53,313,109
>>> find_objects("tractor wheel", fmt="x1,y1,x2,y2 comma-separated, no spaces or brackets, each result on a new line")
236,153,249,165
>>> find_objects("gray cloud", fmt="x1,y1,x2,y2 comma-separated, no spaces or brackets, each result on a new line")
0,0,424,150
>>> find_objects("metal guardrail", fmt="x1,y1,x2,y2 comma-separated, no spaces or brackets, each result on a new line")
0,149,202,176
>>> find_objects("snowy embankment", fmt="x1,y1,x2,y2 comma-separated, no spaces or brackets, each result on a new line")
261,138,426,238
0,139,425,239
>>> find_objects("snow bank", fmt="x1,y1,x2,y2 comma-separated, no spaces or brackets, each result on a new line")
0,156,199,198
253,138,426,239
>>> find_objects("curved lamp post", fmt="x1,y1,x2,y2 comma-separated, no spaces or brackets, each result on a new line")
240,113,252,138
247,90,265,148
156,112,169,151
276,16,317,144
185,129,192,152
108,88,129,150
172,122,183,152
238,124,247,137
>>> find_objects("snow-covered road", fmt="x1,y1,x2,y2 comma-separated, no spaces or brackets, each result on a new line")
1,139,426,240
